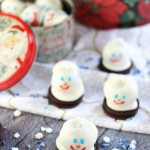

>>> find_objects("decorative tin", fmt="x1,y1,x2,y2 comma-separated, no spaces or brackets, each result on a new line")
33,16,74,63
74,0,150,29
0,13,36,91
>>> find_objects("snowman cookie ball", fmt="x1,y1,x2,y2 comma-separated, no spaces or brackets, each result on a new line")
20,5,43,26
56,117,98,150
99,38,133,74
103,76,139,120
43,10,68,27
48,60,85,108
36,0,62,11
1,0,25,15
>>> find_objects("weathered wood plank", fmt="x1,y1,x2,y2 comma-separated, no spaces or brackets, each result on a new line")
0,108,150,150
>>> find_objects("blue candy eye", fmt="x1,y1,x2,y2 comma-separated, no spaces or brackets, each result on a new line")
42,3,46,8
46,8,50,12
13,7,17,11
73,138,78,143
111,53,115,58
25,12,29,16
24,19,29,23
119,54,122,58
68,76,72,81
114,94,118,99
122,95,126,99
60,76,64,81
80,139,85,144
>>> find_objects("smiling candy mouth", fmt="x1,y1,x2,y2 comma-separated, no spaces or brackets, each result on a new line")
114,99,125,104
111,58,121,63
60,84,70,90
70,145,86,150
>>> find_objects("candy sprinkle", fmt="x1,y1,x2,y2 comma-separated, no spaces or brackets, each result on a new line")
14,133,20,139
35,133,44,140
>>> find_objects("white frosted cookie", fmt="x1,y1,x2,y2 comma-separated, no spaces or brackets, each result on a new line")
102,38,132,72
43,10,68,27
20,5,43,26
51,60,84,102
36,0,62,11
104,76,138,111
56,117,98,150
1,0,25,15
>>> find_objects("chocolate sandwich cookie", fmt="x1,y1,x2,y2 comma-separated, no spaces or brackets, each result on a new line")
98,58,133,74
103,98,139,120
48,87,83,108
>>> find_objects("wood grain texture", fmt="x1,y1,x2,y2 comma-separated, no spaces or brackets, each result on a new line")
0,108,150,150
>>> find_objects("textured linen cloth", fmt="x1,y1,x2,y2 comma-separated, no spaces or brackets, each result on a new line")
0,23,150,134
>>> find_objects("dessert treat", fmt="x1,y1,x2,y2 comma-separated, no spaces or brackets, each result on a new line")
20,4,43,26
1,0,25,15
103,76,139,120
48,60,85,108
0,13,36,91
99,38,133,74
56,117,98,150
36,0,62,11
43,10,68,27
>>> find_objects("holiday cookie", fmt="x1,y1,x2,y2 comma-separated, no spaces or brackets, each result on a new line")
99,38,133,74
56,117,98,150
103,76,139,120
1,0,25,15
20,4,43,26
43,10,68,27
48,60,84,108
36,0,62,11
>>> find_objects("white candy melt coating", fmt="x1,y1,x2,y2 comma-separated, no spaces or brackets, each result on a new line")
1,0,25,15
44,10,68,27
20,5,43,26
104,76,138,111
36,0,62,11
102,38,132,71
51,60,85,102
56,117,98,150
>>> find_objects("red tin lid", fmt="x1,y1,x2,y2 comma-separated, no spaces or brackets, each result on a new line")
0,13,36,91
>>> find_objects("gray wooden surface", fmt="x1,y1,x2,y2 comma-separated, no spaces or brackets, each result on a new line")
0,107,150,150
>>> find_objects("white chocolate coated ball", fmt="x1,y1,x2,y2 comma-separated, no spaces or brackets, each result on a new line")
51,60,84,102
36,0,62,11
56,117,98,150
1,0,25,15
43,10,68,27
104,76,138,111
20,5,43,26
102,38,132,71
